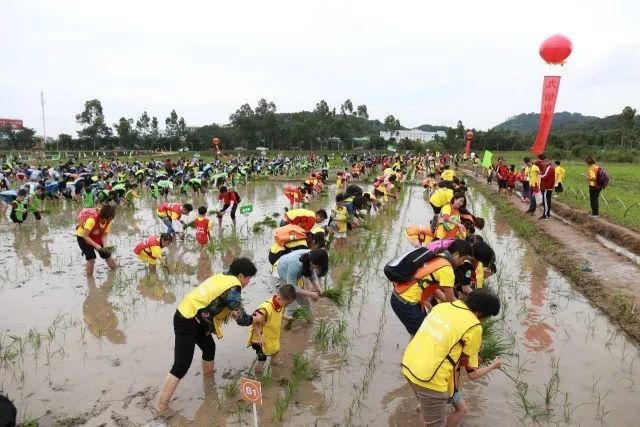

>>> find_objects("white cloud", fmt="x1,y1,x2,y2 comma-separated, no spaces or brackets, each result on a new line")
1,0,638,136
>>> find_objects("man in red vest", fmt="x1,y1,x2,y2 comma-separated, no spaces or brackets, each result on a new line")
538,154,555,220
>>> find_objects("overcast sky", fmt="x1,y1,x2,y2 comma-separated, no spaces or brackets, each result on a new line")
2,0,639,137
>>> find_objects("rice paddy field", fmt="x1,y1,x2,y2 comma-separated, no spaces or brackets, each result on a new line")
1,180,639,426
490,151,640,232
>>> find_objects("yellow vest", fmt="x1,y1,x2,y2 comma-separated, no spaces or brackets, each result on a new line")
429,188,453,208
177,273,240,338
248,299,283,356
286,208,315,221
269,239,307,255
401,301,481,395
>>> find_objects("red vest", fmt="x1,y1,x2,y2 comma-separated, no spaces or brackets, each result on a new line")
134,235,160,257
540,164,555,190
194,217,210,244
158,203,182,217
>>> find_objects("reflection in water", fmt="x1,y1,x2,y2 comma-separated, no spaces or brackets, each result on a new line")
137,274,176,304
196,250,213,283
29,225,52,267
168,376,226,427
521,245,555,353
83,271,127,344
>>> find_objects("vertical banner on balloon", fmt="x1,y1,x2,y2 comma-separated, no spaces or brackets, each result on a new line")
464,140,472,155
531,76,561,155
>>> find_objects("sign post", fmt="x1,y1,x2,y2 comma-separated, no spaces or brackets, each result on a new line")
239,204,253,216
239,377,262,427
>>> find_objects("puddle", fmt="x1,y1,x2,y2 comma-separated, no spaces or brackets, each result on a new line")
596,234,640,265
0,182,639,426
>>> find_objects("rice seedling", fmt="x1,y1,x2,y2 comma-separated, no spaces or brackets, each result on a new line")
223,379,239,398
285,306,311,330
259,366,273,387
100,245,117,257
479,318,512,362
321,287,345,307
543,358,560,407
292,353,317,380
311,320,331,351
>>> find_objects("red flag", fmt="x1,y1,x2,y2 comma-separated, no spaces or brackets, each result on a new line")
531,76,561,155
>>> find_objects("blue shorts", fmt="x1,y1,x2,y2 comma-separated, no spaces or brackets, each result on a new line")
390,293,426,335
161,217,175,234
448,391,463,406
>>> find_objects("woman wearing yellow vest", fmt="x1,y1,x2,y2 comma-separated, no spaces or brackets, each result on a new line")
157,258,257,413
390,240,472,336
429,184,454,215
401,289,501,426
248,284,297,374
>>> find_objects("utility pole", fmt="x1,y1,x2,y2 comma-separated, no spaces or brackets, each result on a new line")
40,91,48,151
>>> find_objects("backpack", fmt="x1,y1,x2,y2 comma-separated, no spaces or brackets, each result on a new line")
274,224,307,246
77,208,98,224
596,167,609,189
384,247,437,283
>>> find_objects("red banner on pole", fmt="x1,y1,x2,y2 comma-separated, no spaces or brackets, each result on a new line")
531,76,561,155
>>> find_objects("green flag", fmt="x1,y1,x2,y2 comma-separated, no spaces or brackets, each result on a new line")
481,150,493,168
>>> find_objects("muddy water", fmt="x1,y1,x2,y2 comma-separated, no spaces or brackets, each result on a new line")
1,182,639,426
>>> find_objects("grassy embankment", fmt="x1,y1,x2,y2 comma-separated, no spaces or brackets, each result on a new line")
489,151,640,232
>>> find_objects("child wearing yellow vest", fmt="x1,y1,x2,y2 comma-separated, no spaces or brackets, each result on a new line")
248,284,297,374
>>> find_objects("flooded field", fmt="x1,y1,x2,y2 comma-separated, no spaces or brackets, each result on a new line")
1,182,639,426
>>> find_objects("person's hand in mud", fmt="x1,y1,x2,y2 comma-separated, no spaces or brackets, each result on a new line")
309,291,320,302
489,357,502,369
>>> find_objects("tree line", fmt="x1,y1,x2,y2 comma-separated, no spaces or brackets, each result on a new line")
0,98,407,152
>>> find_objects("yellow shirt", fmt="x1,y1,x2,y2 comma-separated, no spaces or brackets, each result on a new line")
402,301,482,395
528,164,540,187
429,188,454,208
248,299,283,356
440,170,456,182
177,274,240,319
75,217,112,237
588,164,599,187
334,206,348,233
137,246,163,265
400,262,455,303
474,262,485,289
555,166,566,184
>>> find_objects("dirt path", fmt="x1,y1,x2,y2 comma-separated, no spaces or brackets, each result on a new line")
461,170,640,341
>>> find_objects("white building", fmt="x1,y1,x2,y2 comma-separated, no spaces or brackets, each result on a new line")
380,129,446,143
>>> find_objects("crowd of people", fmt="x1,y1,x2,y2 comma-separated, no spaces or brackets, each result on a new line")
1,150,504,426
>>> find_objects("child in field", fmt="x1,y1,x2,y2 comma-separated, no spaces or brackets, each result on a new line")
124,184,140,207
134,233,173,273
330,193,349,243
248,284,297,374
156,202,193,237
10,189,29,228
554,160,565,194
28,186,45,222
216,186,241,226
447,356,502,426
193,206,212,248
506,165,516,197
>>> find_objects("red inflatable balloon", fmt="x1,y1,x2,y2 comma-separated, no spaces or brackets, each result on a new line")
539,34,572,65
465,130,474,140
212,137,220,146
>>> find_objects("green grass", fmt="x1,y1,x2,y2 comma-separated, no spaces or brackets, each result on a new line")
490,151,640,231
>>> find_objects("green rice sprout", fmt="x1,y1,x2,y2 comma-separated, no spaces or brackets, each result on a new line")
101,245,117,257
321,287,345,308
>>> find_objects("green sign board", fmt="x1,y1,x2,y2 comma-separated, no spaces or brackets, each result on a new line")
239,204,253,215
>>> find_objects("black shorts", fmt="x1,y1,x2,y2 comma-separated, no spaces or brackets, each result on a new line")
251,343,267,362
222,203,238,220
9,210,27,224
555,182,564,193
77,236,110,261
498,179,507,189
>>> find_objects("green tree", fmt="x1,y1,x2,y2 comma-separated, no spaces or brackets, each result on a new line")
340,99,353,116
384,115,400,130
255,98,278,149
619,106,636,147
136,111,151,137
165,110,179,137
75,99,112,150
314,100,330,117
229,103,255,148
114,117,138,147
57,133,74,150
357,104,369,119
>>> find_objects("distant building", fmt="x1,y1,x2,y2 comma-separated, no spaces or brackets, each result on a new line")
380,129,445,143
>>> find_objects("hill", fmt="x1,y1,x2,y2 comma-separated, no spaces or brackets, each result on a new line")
494,112,600,133
416,124,450,132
